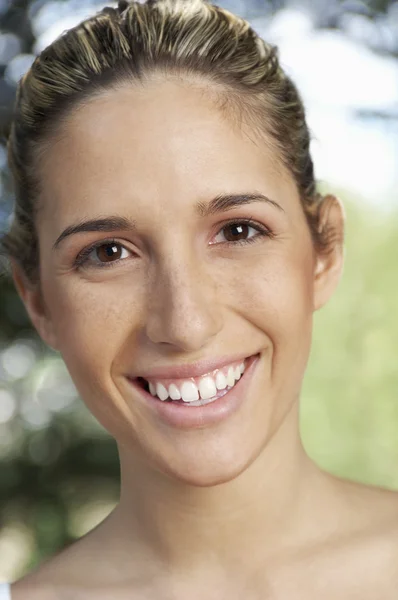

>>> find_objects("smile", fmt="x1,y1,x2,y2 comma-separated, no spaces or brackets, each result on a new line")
126,354,260,429
136,358,248,406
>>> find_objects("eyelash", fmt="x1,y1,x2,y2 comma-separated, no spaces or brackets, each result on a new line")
73,219,274,270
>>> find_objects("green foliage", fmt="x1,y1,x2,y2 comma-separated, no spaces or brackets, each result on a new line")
302,195,398,489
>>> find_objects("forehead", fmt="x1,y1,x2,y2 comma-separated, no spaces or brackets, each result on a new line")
37,78,299,223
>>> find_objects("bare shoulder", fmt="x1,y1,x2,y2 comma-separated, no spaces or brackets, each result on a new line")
8,513,144,600
336,482,398,596
9,529,104,600
336,476,398,525
271,477,398,598
329,476,398,576
10,580,55,600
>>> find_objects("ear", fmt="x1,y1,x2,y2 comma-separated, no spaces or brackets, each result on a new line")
11,261,59,350
313,195,345,312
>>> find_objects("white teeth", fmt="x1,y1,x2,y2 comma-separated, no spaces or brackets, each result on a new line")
227,366,235,387
156,382,169,401
215,371,227,390
146,359,248,403
168,383,181,400
198,376,217,400
180,381,199,402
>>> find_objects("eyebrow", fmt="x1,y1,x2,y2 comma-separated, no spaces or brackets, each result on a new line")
52,192,284,250
195,192,284,218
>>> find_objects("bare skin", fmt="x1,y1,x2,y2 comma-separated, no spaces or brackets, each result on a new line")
11,76,398,599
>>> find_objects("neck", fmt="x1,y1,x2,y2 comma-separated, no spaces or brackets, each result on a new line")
102,402,329,585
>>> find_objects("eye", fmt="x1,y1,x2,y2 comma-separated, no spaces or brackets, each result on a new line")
74,239,133,269
211,219,272,246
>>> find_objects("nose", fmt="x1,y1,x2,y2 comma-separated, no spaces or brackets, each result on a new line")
144,252,223,352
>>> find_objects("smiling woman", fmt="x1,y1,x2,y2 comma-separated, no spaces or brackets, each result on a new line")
1,0,398,598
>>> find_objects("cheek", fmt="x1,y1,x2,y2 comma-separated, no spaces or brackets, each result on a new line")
43,277,144,385
42,278,151,437
228,246,315,379
227,244,315,328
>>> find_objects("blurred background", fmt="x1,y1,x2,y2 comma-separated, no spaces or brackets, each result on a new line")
0,0,397,582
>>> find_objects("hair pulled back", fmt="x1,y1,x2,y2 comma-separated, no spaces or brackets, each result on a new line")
1,0,330,283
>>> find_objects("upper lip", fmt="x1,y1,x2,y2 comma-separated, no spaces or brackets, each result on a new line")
130,353,257,381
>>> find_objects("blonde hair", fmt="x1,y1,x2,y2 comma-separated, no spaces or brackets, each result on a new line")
1,0,329,282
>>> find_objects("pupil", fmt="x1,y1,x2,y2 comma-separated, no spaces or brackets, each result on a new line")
98,243,121,262
105,245,117,257
225,223,247,241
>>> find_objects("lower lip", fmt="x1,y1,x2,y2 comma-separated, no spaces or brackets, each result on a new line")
126,354,260,429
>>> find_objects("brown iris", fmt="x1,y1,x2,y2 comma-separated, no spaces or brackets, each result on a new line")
96,243,123,263
223,223,249,242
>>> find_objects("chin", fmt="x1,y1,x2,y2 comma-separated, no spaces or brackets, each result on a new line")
142,437,263,488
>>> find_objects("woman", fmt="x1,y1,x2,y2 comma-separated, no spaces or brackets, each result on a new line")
1,0,398,598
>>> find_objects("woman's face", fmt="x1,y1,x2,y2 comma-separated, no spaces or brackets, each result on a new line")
22,79,340,485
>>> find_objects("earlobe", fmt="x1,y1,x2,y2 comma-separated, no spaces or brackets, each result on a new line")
313,195,345,312
11,261,59,350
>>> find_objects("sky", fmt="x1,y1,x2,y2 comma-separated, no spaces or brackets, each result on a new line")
258,7,398,210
